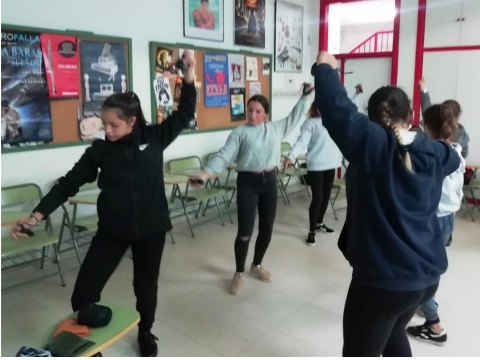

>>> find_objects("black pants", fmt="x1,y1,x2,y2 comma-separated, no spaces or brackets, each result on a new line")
343,281,439,357
71,233,166,332
307,169,335,232
234,171,277,273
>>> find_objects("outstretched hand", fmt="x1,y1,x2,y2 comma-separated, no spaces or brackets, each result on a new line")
183,55,197,84
418,78,427,91
283,158,294,172
10,217,38,239
301,82,314,96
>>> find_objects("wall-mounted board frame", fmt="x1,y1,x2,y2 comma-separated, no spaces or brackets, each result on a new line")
1,24,133,154
149,41,272,135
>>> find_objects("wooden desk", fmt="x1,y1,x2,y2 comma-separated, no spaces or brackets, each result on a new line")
1,211,30,227
68,193,99,206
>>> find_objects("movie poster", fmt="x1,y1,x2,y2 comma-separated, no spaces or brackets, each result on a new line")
234,0,266,48
80,40,128,111
204,52,229,107
230,88,245,121
228,54,245,88
246,57,258,80
1,29,53,148
40,34,80,98
153,74,174,107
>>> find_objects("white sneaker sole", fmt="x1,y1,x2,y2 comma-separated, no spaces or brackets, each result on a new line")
305,241,316,246
406,333,446,347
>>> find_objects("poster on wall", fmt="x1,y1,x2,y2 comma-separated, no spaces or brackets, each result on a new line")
40,34,80,98
153,74,174,107
155,47,176,75
1,29,53,148
246,57,258,80
234,0,266,48
249,81,261,96
230,88,245,121
228,54,245,88
262,57,270,74
274,1,304,72
80,40,128,111
78,105,104,141
174,76,183,102
204,52,229,107
183,0,224,42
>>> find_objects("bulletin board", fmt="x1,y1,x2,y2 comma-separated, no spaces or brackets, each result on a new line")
149,42,272,133
1,24,133,154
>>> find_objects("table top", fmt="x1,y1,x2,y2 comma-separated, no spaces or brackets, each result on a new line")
68,193,99,205
166,170,219,179
164,174,190,185
227,164,237,170
1,211,30,227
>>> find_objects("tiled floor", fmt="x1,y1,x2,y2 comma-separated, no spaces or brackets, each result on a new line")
2,196,480,357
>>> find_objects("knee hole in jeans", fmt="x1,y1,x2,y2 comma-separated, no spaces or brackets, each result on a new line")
238,236,251,242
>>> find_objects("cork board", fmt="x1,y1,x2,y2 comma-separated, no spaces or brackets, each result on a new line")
149,42,272,132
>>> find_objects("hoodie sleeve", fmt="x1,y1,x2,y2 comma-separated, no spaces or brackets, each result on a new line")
269,96,309,140
313,64,390,172
420,90,432,113
287,120,312,160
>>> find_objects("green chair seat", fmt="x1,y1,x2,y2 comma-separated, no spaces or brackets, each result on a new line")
43,301,140,357
333,178,346,189
2,230,58,257
283,168,308,177
185,188,226,202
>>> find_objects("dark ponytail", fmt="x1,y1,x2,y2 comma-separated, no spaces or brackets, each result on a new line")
102,91,148,129
423,103,458,141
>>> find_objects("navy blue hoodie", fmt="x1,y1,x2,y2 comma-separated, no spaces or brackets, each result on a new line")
314,64,461,291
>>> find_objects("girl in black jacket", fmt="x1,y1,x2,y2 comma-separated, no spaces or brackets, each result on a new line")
11,55,198,357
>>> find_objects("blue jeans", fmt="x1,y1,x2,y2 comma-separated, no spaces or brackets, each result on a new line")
421,213,454,323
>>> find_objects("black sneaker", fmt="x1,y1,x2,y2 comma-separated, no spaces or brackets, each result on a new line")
316,223,334,234
306,232,316,246
446,235,453,246
138,331,159,357
406,323,447,347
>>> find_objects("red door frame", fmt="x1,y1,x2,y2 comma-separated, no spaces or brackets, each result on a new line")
319,0,401,85
412,0,480,126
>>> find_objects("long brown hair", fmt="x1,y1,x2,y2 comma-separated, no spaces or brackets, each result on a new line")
423,104,458,141
307,102,321,119
368,86,414,173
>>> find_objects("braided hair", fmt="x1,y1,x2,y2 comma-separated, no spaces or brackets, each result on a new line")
368,86,414,173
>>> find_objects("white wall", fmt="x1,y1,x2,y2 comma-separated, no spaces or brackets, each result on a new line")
1,0,319,224
340,21,393,54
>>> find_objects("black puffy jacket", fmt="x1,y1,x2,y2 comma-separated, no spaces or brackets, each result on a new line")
34,80,196,241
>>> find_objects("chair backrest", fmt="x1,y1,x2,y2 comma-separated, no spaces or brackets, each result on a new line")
1,183,42,207
281,142,291,153
168,156,203,173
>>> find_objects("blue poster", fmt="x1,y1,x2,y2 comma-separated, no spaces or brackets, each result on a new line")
204,52,229,107
1,29,53,148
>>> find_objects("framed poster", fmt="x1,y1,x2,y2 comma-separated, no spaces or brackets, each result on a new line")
274,1,304,73
184,0,224,42
234,0,266,48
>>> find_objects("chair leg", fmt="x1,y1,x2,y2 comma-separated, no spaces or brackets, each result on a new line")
202,199,211,217
169,231,175,244
281,181,291,204
195,201,203,218
463,195,475,222
214,198,226,226
40,246,47,269
52,244,66,287
229,188,236,208
330,199,338,221
222,194,234,223
277,180,287,205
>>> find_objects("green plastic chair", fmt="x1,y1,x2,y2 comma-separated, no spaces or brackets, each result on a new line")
43,301,140,357
1,183,66,292
206,152,237,208
168,156,233,226
277,142,310,203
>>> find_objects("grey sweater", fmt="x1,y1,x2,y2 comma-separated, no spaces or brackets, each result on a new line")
205,96,310,174
421,90,469,158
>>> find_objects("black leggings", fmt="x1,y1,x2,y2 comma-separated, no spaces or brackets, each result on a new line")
71,233,166,332
343,281,439,357
308,169,335,232
234,171,277,273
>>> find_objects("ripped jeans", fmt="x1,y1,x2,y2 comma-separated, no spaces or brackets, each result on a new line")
234,171,278,272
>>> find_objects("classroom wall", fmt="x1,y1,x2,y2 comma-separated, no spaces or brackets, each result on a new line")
1,0,319,225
